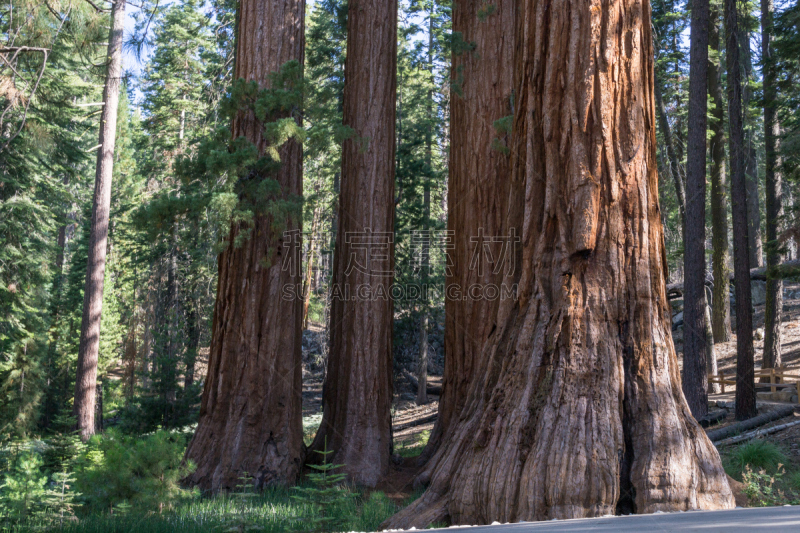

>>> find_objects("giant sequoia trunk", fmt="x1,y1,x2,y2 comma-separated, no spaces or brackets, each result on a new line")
682,0,710,418
762,0,782,370
422,0,514,463
73,0,125,440
384,0,734,526
709,1,732,343
308,0,397,488
184,0,305,492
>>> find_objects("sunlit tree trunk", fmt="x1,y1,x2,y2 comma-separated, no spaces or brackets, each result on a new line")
422,0,514,463
709,0,732,343
184,0,305,492
384,0,734,526
309,0,397,488
73,0,125,440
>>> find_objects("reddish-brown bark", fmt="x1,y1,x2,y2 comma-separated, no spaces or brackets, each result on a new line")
308,0,397,487
183,0,305,492
384,0,734,526
422,0,514,464
73,0,126,440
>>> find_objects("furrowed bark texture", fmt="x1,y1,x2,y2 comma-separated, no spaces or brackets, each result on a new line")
384,0,734,527
682,0,710,418
709,1,731,343
184,0,305,492
725,0,756,420
309,0,397,487
762,0,782,370
73,0,125,441
423,0,514,463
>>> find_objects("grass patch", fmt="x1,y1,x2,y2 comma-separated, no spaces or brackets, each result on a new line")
10,485,402,533
723,440,790,481
302,414,323,446
395,429,430,458
721,440,800,507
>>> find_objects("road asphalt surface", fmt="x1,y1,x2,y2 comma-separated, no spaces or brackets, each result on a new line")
426,506,800,532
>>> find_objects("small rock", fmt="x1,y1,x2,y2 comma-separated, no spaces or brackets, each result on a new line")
751,280,767,306
757,391,795,402
754,327,765,340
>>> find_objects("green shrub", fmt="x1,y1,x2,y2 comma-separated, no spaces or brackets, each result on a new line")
75,429,197,514
0,449,48,523
742,465,797,507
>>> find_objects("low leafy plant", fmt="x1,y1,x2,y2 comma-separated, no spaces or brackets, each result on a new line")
741,464,798,506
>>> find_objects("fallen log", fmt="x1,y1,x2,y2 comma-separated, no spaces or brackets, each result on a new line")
697,409,727,428
668,260,800,299
749,260,800,281
393,411,438,433
714,419,800,447
401,368,442,396
708,404,796,443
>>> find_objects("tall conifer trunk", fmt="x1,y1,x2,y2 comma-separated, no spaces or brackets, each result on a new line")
709,0,732,343
762,0,782,370
725,0,757,420
184,0,305,492
654,83,686,227
416,10,435,408
309,0,397,488
384,0,733,526
73,0,125,440
740,25,762,268
683,0,710,418
422,0,514,463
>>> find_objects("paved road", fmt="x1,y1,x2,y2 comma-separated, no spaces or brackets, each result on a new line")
431,506,800,532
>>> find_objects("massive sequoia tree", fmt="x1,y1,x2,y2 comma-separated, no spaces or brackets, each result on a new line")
184,0,305,492
385,0,734,526
73,0,126,440
308,0,397,487
422,0,514,463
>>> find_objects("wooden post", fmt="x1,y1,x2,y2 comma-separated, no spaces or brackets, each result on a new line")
771,368,776,393
721,371,725,394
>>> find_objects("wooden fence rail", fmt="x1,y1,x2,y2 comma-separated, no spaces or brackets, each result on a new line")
708,367,800,402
